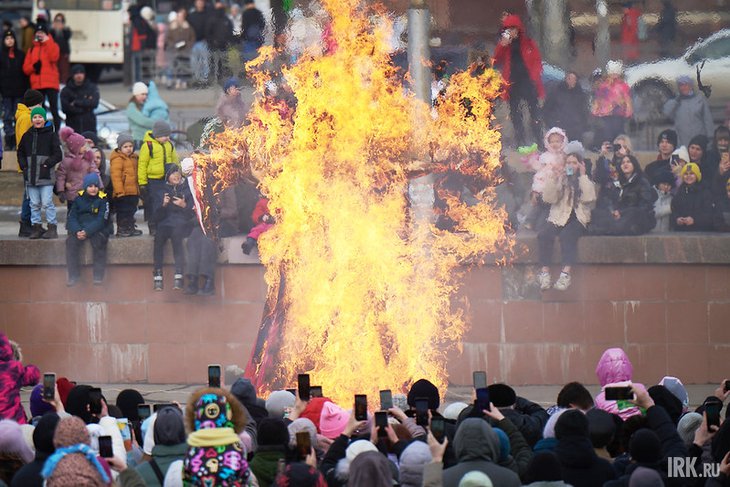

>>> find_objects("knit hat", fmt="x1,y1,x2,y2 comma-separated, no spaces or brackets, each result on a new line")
407,379,440,410
493,427,510,461
30,384,56,417
443,402,469,421
346,438,378,463
30,106,47,120
115,133,133,149
299,397,331,431
190,391,237,431
258,417,290,447
681,162,702,183
458,471,493,487
676,75,693,86
34,412,61,454
657,129,678,148
132,81,148,95
224,77,240,93
524,451,562,483
152,120,172,138
230,377,257,407
181,157,195,177
83,173,100,189
35,23,49,34
658,376,689,412
586,408,617,448
677,412,702,446
653,170,676,187
630,428,662,464
24,89,44,107
605,60,624,76
71,64,85,75
274,462,327,487
153,407,186,446
266,390,296,418
554,409,589,439
671,145,690,163
53,416,91,448
140,6,154,20
319,401,349,439
628,466,663,487
564,140,585,159
287,418,317,449
60,126,88,155
115,389,144,421
0,419,35,463
398,441,432,487
688,134,709,152
56,378,74,407
42,444,111,487
487,384,516,408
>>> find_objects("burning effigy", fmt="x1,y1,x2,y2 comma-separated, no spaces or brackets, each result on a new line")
191,0,510,405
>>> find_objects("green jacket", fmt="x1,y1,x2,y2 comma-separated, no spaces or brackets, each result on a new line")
137,131,180,186
126,101,155,142
249,447,285,487
134,443,187,487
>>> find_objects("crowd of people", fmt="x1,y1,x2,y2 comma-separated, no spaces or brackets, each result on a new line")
1,336,730,486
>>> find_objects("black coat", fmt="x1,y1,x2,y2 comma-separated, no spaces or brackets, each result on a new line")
50,27,71,55
188,8,212,42
60,79,100,134
543,82,589,141
645,158,671,186
590,174,657,235
153,180,194,228
0,46,29,97
554,436,616,487
242,8,265,45
205,9,233,51
9,454,48,487
17,123,62,186
670,183,715,231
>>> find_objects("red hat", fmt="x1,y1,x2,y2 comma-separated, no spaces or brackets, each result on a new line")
298,397,331,431
56,377,75,407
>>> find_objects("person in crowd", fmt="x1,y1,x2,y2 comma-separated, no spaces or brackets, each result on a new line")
715,178,730,232
18,16,35,52
242,195,274,254
22,24,61,132
56,126,99,210
250,418,289,486
17,107,61,239
688,134,709,173
585,408,616,461
704,125,730,181
670,162,715,232
668,145,689,184
537,150,595,291
620,2,641,61
65,173,110,286
594,135,631,204
165,8,196,90
594,348,648,421
523,450,570,487
152,164,193,291
126,82,156,148
188,0,213,86
10,412,60,487
50,13,71,83
128,5,157,83
484,383,549,450
493,14,544,148
138,119,179,236
241,0,266,62
0,30,28,151
651,170,675,232
0,332,40,424
15,90,44,238
591,60,633,147
134,406,187,486
229,3,242,39
645,128,678,184
60,64,99,134
204,2,233,82
542,72,588,142
663,76,714,148
142,80,170,123
217,77,247,127
655,0,677,56
109,133,142,238
0,419,36,484
523,127,568,231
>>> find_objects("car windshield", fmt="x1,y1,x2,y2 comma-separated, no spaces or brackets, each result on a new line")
686,35,730,64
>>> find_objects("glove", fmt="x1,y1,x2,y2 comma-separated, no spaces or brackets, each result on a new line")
139,185,148,200
33,60,41,74
58,193,66,204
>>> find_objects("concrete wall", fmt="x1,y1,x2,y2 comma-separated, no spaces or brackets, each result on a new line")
1,234,729,387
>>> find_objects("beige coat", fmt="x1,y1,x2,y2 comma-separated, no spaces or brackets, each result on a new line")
542,173,596,227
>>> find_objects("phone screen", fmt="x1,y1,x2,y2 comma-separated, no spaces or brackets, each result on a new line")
207,365,221,388
98,435,113,458
605,387,633,401
431,417,445,442
415,398,429,426
89,388,103,415
296,431,311,460
707,403,721,430
473,371,487,390
375,411,388,437
137,404,152,421
724,380,730,393
475,387,491,412
298,374,311,401
310,386,323,398
354,394,368,421
379,390,393,411
43,373,56,400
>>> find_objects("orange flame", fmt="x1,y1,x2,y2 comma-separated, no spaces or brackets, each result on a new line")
196,1,510,406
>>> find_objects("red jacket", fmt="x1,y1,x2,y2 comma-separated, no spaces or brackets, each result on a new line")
23,36,60,90
493,15,544,100
251,198,269,224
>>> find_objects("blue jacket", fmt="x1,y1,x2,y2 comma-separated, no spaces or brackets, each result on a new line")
153,180,194,228
67,190,110,236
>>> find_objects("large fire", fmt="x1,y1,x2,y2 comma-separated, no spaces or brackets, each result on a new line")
194,0,510,405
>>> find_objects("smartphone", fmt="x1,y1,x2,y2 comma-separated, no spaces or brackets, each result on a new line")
565,165,574,176
310,386,323,398
153,403,178,413
415,398,429,426
670,154,680,166
207,364,221,388
724,380,730,393
706,403,721,430
604,386,634,401
379,389,393,411
137,404,152,421
613,143,622,153
473,371,487,390
98,435,113,458
354,394,368,421
298,374,311,401
43,373,56,401
475,387,491,412
374,411,388,437
430,417,445,442
295,431,311,460
89,387,103,415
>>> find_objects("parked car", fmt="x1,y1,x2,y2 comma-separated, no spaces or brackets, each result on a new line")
625,29,730,123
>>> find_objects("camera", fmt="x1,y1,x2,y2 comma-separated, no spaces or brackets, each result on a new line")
565,165,574,176
34,34,42,42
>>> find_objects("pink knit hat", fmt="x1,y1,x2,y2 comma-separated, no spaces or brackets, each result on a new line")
319,401,349,439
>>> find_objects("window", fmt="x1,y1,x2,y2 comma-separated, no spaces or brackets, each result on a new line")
702,36,730,60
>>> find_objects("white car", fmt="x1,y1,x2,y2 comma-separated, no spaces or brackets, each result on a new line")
625,29,730,123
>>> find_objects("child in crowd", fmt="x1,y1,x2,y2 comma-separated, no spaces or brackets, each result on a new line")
56,126,99,210
714,179,730,231
138,120,179,236
242,196,274,255
651,170,675,232
670,162,714,232
525,127,567,230
110,133,142,237
669,145,689,183
645,129,677,186
14,89,45,238
16,107,61,239
0,332,40,424
152,164,194,291
65,173,110,286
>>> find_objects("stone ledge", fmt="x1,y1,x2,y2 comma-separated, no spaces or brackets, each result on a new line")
0,232,729,266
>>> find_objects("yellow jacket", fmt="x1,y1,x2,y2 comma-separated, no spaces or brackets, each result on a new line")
137,131,180,186
14,104,32,165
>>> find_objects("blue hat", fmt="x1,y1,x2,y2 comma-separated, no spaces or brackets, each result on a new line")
224,77,240,93
83,173,100,188
676,75,693,86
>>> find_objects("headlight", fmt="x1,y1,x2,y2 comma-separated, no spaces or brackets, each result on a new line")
99,126,119,149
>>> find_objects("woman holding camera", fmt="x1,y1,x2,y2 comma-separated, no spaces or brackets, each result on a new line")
537,151,596,291
22,24,60,132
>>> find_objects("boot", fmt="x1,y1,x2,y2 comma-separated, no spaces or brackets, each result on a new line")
29,224,45,239
173,273,184,290
198,276,215,296
41,223,58,239
184,275,199,295
18,221,32,238
241,237,256,255
129,225,143,236
153,270,163,291
93,272,104,286
116,226,132,237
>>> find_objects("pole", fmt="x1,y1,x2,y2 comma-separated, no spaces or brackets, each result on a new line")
595,0,610,69
542,0,569,68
